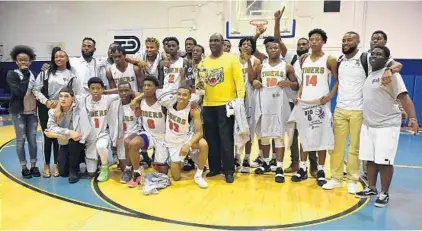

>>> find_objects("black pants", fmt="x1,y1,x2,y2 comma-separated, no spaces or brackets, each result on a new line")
203,105,235,175
58,140,85,177
289,102,318,169
38,104,59,165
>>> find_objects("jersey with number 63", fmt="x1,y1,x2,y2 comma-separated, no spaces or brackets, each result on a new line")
140,99,166,140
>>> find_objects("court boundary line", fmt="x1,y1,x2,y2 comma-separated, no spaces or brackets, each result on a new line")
1,138,369,230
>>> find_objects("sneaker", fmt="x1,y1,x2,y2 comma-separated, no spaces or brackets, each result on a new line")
68,173,79,184
79,163,87,174
235,158,241,172
128,171,142,188
269,159,277,172
274,167,285,183
255,162,271,174
97,166,109,182
241,159,250,173
316,170,327,186
361,172,368,181
375,192,389,208
22,168,32,179
322,179,342,190
291,168,308,182
141,151,152,167
355,187,378,198
120,168,132,183
194,176,208,188
250,157,263,168
347,182,358,194
182,156,195,171
30,167,41,177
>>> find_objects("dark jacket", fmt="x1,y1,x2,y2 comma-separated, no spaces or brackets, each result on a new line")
6,69,37,114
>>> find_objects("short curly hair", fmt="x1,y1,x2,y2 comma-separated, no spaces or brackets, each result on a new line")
10,45,36,61
309,28,328,43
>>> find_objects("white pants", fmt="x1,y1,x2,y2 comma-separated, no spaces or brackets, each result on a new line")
359,124,400,165
85,134,110,173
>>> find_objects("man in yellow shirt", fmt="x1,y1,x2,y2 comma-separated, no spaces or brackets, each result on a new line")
196,33,245,183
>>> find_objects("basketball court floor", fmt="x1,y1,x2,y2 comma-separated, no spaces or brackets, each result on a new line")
1,115,421,230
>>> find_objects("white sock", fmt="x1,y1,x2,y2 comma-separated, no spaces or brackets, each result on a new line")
272,153,276,159
318,165,324,171
135,167,142,174
264,157,271,165
245,154,250,160
101,164,108,168
125,166,132,170
259,149,263,158
300,161,307,170
195,169,203,178
235,153,241,160
277,161,283,168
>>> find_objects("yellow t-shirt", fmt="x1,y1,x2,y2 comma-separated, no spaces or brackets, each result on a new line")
196,53,245,106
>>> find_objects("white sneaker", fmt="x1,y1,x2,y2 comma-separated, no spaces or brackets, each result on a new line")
194,177,208,189
347,182,358,194
322,179,342,190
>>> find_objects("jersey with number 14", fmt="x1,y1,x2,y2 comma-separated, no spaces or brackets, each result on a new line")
301,53,331,101
140,99,166,140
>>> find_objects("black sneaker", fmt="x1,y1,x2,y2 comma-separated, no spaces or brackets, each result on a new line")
255,162,271,174
235,158,241,172
22,168,32,179
250,157,263,168
182,156,195,171
241,159,250,173
68,172,79,184
140,151,152,167
355,187,378,198
206,171,220,177
30,167,41,177
361,172,368,181
291,168,308,182
225,173,234,183
275,167,285,183
269,158,277,172
316,170,327,186
375,192,389,208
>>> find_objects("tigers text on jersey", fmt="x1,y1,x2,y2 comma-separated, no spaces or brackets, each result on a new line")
85,95,116,138
110,63,139,92
122,104,140,137
163,57,184,91
287,101,334,152
254,60,291,139
165,103,192,147
301,54,331,101
140,99,166,141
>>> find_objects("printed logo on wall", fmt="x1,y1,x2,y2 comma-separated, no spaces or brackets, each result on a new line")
108,30,143,55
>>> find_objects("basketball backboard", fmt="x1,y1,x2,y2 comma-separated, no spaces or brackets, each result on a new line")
226,0,296,39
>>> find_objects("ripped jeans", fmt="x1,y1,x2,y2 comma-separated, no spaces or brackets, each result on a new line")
11,113,39,166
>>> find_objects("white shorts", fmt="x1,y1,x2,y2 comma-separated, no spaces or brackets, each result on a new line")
85,133,110,173
359,124,400,165
165,133,195,164
139,131,167,165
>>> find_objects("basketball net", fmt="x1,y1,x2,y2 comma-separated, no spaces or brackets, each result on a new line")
250,19,268,39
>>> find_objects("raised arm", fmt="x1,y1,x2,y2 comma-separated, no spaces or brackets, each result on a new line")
274,8,288,57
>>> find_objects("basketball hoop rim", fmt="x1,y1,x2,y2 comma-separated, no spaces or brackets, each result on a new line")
249,19,268,27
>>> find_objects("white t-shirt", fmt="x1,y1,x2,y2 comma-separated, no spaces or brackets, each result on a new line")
336,51,367,110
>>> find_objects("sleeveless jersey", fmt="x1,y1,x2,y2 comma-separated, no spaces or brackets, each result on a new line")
85,95,114,137
110,63,138,92
140,99,166,141
300,54,331,100
122,104,140,137
163,57,184,91
165,103,192,147
254,60,291,139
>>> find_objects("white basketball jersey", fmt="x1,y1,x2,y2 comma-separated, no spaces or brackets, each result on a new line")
111,63,138,92
122,104,140,137
140,99,166,140
300,54,331,100
255,60,291,139
163,57,184,91
85,95,112,136
165,103,192,147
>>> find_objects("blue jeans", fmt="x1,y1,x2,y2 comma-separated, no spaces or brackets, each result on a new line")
11,113,38,165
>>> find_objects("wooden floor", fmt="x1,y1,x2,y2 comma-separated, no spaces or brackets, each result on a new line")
1,118,422,230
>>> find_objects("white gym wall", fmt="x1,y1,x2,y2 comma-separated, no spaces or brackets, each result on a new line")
0,1,420,61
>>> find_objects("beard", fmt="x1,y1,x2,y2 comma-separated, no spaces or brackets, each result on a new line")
342,45,357,55
296,49,309,56
81,50,94,59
